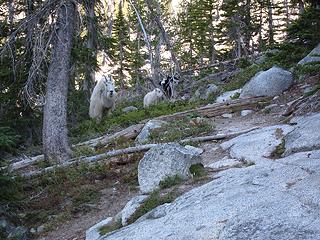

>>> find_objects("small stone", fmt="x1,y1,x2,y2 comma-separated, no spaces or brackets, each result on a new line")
207,158,242,169
122,106,138,113
36,225,45,233
241,110,253,116
222,113,233,119
135,120,167,144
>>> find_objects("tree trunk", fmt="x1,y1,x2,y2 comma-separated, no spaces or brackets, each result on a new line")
145,0,181,74
43,2,76,163
154,34,162,84
83,0,98,95
298,0,305,14
129,0,156,83
284,0,290,27
106,0,115,37
267,0,274,45
118,0,125,90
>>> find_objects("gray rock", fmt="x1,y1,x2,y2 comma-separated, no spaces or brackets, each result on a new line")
122,106,138,113
86,217,113,240
284,113,320,156
138,143,202,193
240,110,253,116
100,150,320,240
7,226,28,240
207,158,242,169
264,103,278,110
222,113,233,119
135,120,167,144
184,145,204,155
216,89,241,103
193,84,219,101
221,125,294,164
240,66,293,98
36,225,45,233
120,195,149,226
0,217,9,229
298,43,320,65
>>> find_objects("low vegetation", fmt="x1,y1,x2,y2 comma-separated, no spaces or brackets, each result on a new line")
159,174,184,189
148,118,214,143
99,220,123,236
126,190,179,225
189,163,206,178
270,139,286,159
70,100,203,144
2,153,142,236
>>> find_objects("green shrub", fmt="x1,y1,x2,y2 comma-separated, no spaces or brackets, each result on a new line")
0,127,20,155
159,174,184,189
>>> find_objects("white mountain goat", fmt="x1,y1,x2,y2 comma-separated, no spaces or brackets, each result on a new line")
89,75,117,121
143,88,164,108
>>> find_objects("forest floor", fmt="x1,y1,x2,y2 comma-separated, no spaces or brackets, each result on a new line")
9,70,317,240
37,96,293,240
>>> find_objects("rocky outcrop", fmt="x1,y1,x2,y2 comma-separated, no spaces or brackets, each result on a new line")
135,120,166,144
138,143,203,193
221,125,294,164
100,149,320,240
298,43,320,65
216,89,241,103
284,112,320,156
240,66,293,98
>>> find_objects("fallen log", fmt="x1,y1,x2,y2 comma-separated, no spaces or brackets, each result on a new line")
97,123,144,147
22,144,158,178
10,123,145,171
157,96,271,121
21,127,259,178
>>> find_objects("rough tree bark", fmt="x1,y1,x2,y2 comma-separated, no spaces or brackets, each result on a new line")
145,0,181,74
43,2,76,163
267,0,274,45
154,34,162,84
83,0,98,95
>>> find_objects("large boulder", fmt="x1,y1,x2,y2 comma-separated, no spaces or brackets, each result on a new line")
138,143,203,193
100,150,320,240
240,66,293,98
215,89,241,103
298,43,320,65
135,120,166,144
284,112,320,156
